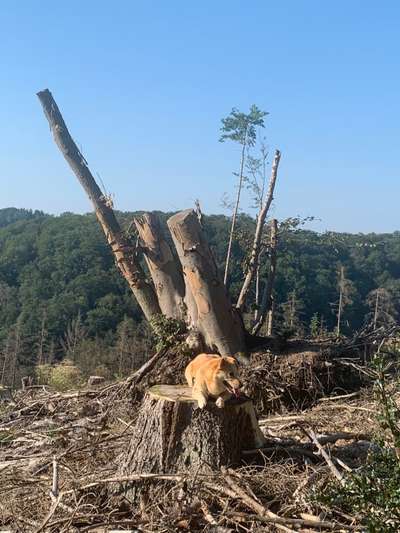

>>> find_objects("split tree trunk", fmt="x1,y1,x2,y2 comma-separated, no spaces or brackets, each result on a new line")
119,384,265,501
252,219,278,335
37,89,160,321
237,150,281,311
134,213,186,320
167,210,246,359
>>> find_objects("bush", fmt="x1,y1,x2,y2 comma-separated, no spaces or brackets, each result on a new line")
36,360,82,391
49,361,82,391
35,364,53,385
314,351,400,532
149,315,186,351
316,449,400,532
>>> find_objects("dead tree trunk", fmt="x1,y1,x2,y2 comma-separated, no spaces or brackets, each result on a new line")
134,213,186,320
37,89,160,321
336,265,344,337
167,210,246,359
224,135,248,287
119,385,265,501
266,297,275,336
252,219,278,335
237,150,281,311
373,289,380,331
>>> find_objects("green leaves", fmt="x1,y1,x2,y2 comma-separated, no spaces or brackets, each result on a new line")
219,104,268,146
313,355,400,531
149,314,186,351
316,449,400,532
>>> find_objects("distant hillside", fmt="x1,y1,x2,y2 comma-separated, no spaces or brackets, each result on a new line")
0,207,46,228
0,207,399,383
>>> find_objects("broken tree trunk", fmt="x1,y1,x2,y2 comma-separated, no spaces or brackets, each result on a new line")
167,209,246,359
134,213,186,320
237,150,281,311
266,297,275,336
37,89,161,321
252,219,278,335
119,385,265,500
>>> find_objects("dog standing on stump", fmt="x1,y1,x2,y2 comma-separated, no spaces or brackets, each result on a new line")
185,353,242,408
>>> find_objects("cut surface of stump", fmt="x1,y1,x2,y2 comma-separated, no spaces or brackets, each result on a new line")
120,384,265,482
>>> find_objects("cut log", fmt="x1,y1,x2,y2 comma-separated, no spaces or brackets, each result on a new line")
167,209,246,359
37,89,161,322
134,213,186,320
120,385,265,486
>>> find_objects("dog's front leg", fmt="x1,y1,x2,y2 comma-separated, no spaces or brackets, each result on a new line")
215,391,232,408
192,387,208,409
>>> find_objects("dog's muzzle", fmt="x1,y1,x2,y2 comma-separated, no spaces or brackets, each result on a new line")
223,379,241,397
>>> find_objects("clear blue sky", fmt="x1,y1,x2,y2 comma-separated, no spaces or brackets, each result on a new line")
1,1,399,233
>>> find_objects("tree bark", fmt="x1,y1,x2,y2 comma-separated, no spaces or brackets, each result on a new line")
373,288,380,331
167,210,246,359
266,297,275,336
237,150,281,311
37,89,160,321
134,213,186,320
119,385,265,501
336,265,344,337
252,219,278,335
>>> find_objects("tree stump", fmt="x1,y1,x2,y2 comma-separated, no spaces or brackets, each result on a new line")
120,385,266,480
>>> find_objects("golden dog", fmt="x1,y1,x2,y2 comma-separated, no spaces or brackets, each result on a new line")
185,353,241,409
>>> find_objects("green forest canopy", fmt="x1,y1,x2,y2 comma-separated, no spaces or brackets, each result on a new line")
1,207,399,383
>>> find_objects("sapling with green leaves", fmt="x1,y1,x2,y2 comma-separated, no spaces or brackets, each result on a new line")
219,105,268,286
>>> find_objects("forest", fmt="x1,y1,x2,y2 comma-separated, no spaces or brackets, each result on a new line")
1,206,399,385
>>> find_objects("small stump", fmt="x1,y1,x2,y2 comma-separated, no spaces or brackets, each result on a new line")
120,384,265,479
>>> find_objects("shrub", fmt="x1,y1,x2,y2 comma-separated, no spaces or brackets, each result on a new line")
36,360,82,391
316,449,400,532
314,351,400,531
49,361,82,391
35,364,53,385
149,315,186,351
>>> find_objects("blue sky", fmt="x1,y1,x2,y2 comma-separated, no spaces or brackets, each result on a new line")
1,1,399,233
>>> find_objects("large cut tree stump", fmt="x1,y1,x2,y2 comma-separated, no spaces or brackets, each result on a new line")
120,385,266,483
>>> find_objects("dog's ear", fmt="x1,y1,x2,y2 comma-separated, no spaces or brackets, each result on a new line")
221,356,240,370
219,356,230,368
